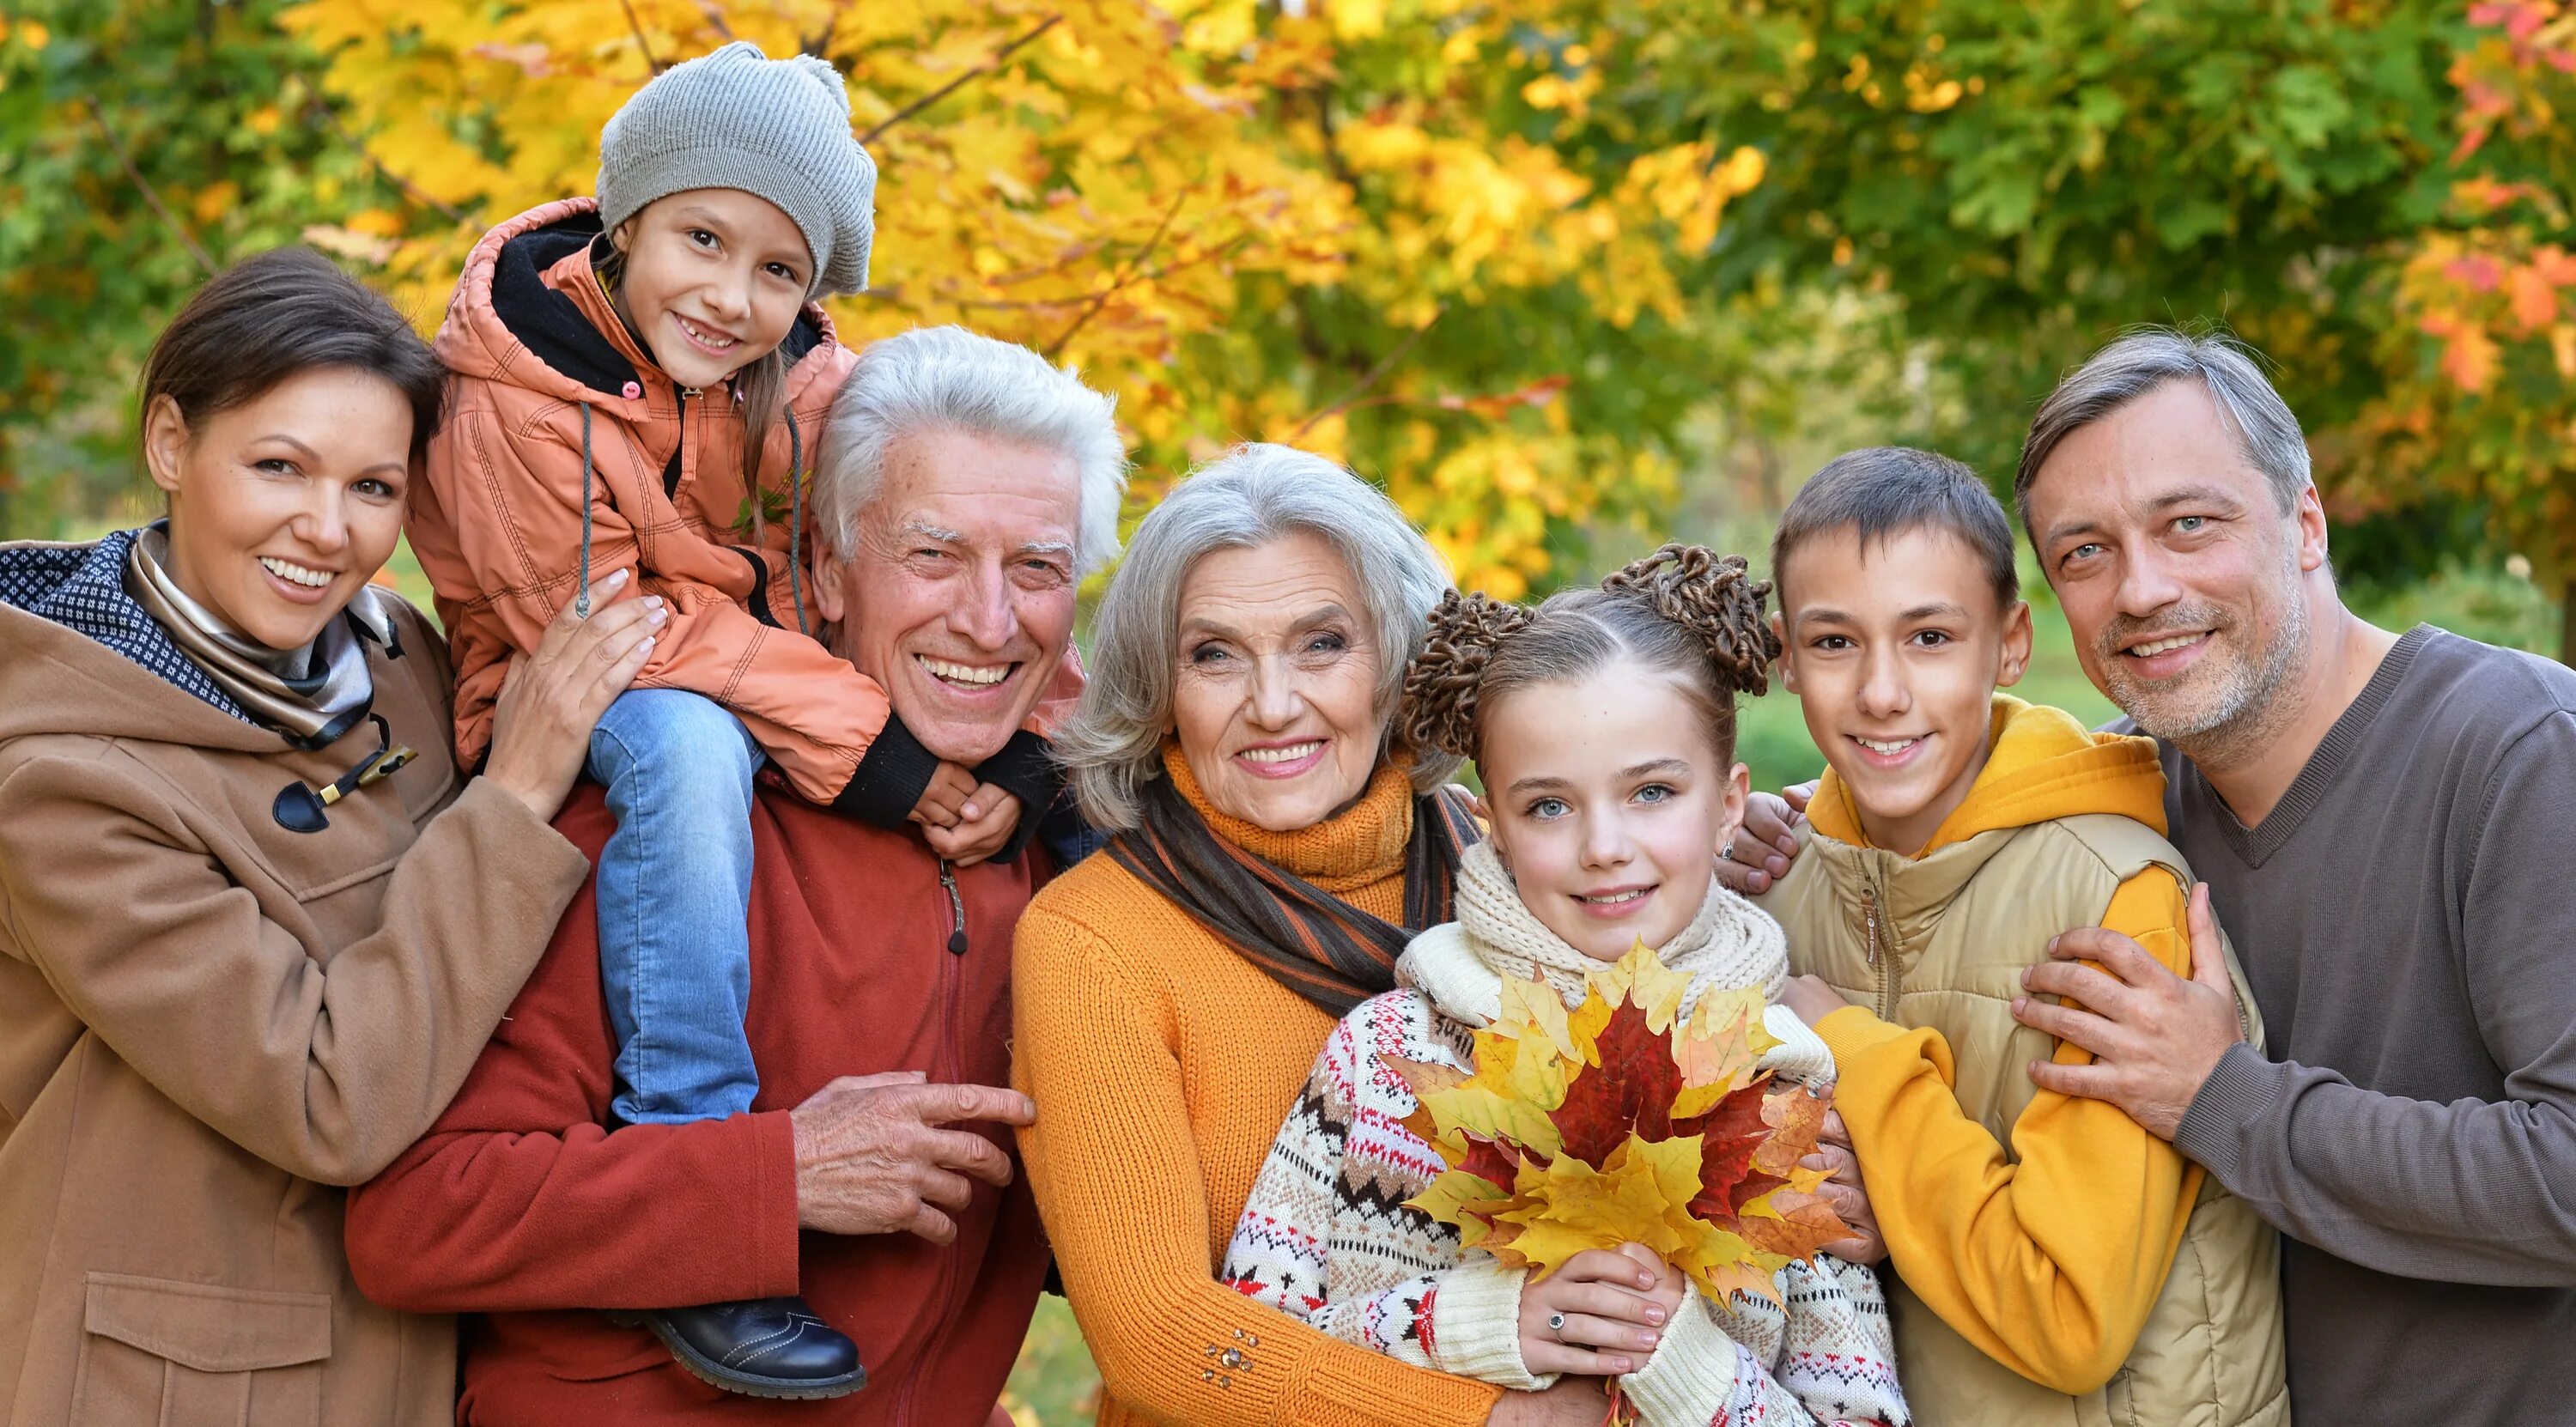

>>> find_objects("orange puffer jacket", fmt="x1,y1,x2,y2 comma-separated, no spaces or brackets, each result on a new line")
410,198,1078,823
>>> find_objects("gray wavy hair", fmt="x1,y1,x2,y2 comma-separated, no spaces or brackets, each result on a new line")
816,325,1127,575
1054,443,1463,831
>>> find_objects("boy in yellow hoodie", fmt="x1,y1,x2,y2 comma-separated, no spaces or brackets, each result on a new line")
1758,447,2286,1427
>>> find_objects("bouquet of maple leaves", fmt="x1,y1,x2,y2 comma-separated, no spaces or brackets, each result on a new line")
1389,944,1848,1312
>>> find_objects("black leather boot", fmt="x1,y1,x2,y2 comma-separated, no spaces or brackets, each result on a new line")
619,1296,866,1400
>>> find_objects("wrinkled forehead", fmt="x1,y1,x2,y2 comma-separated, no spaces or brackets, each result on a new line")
2024,386,2281,540
861,428,1082,554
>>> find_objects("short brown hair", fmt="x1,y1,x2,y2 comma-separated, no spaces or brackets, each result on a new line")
143,246,444,465
1770,446,2018,609
1402,544,1780,768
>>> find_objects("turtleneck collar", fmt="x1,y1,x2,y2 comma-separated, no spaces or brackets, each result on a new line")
1162,744,1415,894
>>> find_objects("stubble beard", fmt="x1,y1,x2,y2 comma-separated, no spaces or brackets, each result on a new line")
2103,586,2311,773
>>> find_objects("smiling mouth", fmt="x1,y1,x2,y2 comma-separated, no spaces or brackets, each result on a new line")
917,654,1014,689
1240,740,1323,765
2122,631,2208,659
1577,887,1652,907
676,315,740,352
1852,736,1920,756
259,556,335,588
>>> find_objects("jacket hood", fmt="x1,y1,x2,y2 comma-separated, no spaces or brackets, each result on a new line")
436,197,835,410
1808,694,2167,857
0,531,293,755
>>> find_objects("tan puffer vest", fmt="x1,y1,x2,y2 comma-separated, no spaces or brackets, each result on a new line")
1770,812,2288,1427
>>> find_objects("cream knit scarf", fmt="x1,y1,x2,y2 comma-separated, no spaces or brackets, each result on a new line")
1397,840,1836,1085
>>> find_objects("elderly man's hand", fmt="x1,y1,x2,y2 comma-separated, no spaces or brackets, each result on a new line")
923,784,1021,867
787,1071,1037,1243
2011,884,2244,1140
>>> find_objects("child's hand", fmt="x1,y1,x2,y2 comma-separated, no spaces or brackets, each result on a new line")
923,785,1022,867
1781,974,1852,1028
908,762,982,829
1517,1245,1673,1377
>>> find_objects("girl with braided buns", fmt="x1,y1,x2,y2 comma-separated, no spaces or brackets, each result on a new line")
1220,546,1911,1426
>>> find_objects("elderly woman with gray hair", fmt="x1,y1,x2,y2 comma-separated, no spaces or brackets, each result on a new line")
1012,444,1607,1426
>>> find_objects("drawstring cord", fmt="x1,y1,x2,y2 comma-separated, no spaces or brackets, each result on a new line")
574,401,595,618
570,394,805,637
786,407,811,636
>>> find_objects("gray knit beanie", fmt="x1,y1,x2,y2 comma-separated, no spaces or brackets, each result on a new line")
597,41,877,297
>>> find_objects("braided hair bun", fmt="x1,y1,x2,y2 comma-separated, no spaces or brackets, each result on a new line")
1401,590,1534,759
1601,543,1782,696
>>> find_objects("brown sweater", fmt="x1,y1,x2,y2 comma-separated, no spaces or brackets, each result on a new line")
0,533,591,1427
1011,753,1504,1426
2159,625,2576,1424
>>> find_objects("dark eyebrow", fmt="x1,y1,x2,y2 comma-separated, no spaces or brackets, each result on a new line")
2043,483,2249,550
1899,602,1971,622
252,434,404,478
2038,517,2105,550
1793,605,1856,627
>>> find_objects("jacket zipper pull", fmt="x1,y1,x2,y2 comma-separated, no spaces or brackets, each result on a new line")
1862,888,1881,967
939,861,969,955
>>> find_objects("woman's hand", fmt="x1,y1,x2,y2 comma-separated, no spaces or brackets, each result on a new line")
482,571,664,823
1517,1244,1680,1376
1485,1376,1612,1425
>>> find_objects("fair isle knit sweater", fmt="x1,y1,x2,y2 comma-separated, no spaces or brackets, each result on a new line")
1220,847,1911,1427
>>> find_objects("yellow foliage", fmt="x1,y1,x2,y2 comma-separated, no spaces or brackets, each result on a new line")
285,0,1755,592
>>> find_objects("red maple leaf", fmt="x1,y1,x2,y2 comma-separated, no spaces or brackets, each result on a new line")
1546,1000,1684,1165
1674,1076,1787,1221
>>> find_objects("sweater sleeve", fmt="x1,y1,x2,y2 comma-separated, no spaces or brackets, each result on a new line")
343,862,805,1313
1012,908,1504,1426
427,402,896,811
2172,714,2576,1284
0,760,588,1187
1810,870,2200,1394
1219,1012,1547,1390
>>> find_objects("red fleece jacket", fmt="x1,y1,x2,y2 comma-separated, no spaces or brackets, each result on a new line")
343,783,1048,1426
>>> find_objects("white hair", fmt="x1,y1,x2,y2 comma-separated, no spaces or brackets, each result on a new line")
816,325,1127,574
1054,442,1462,830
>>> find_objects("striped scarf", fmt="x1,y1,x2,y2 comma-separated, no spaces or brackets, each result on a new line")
1108,770,1481,1017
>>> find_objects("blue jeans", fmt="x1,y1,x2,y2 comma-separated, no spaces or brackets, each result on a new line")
586,689,764,1126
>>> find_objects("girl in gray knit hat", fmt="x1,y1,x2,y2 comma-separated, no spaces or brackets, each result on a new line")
408,41,1050,1401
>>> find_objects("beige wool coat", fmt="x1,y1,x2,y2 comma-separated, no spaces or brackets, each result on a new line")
0,537,591,1427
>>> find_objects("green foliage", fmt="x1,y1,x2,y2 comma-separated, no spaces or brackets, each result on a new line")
0,0,387,535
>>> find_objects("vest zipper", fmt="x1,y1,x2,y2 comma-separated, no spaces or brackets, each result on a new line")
939,860,969,955
1862,883,1897,1020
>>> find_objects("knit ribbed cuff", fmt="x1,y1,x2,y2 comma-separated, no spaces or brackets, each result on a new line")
1619,1292,1742,1427
1428,1260,1552,1390
832,713,940,829
1757,1004,1838,1088
971,728,1060,863
2172,1041,2283,1186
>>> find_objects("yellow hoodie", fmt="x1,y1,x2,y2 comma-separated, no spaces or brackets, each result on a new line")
1804,695,2199,1396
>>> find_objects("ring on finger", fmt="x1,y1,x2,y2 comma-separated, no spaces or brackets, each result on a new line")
1546,1311,1567,1340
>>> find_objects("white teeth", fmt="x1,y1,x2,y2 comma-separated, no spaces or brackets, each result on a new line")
2128,633,2204,657
1856,737,1917,755
1581,889,1649,905
920,656,1009,686
677,317,738,349
259,557,331,588
1241,741,1323,765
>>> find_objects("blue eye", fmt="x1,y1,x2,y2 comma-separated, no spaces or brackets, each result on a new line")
1528,797,1569,820
1635,783,1674,805
1189,644,1230,665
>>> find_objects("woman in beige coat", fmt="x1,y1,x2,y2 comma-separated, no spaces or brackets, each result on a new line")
0,248,662,1426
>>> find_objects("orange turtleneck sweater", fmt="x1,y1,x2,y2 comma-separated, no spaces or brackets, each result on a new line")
1012,751,1504,1427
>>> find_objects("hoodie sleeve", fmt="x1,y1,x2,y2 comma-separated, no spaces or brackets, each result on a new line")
1807,869,2200,1395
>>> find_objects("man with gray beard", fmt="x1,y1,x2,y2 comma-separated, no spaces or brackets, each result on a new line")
1728,330,2576,1425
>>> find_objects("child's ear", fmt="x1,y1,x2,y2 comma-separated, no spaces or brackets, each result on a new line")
1715,760,1753,857
1771,610,1798,693
1996,598,2034,689
609,219,635,255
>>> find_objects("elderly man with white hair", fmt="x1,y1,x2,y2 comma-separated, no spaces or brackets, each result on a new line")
344,327,1125,1425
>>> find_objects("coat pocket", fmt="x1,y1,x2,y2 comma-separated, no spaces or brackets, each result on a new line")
70,1272,331,1427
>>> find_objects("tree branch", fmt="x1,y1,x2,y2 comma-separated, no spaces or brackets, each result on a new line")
860,14,1062,147
619,0,667,75
1043,185,1188,361
82,96,215,275
307,99,471,228
1292,304,1446,440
